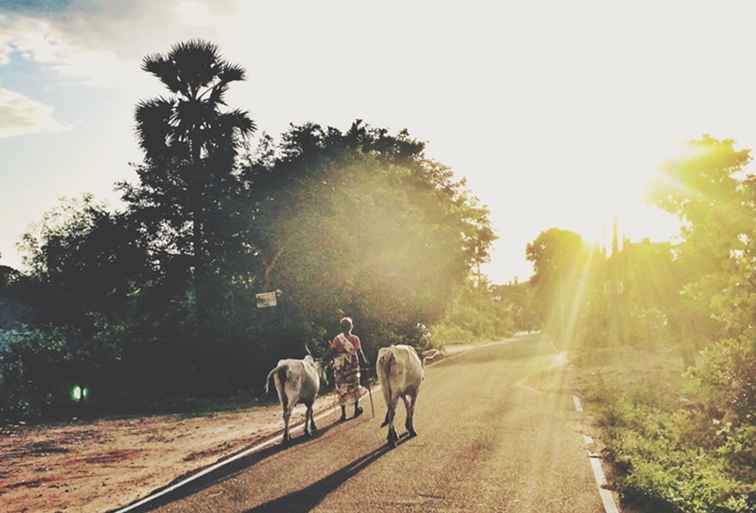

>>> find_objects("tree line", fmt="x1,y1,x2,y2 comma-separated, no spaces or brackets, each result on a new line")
0,40,499,421
526,135,754,364
525,135,755,512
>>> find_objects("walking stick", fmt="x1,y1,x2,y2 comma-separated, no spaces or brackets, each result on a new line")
367,378,376,419
362,366,375,419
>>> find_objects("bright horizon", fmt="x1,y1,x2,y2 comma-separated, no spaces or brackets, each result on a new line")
2,1,755,282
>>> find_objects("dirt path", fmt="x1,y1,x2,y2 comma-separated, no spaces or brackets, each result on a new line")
0,394,340,513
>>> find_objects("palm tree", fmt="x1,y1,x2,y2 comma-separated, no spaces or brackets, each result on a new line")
135,39,255,324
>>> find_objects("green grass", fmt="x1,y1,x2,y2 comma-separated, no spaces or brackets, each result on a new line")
574,346,753,513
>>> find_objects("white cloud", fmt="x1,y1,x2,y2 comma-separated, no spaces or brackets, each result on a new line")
0,87,69,138
0,0,240,87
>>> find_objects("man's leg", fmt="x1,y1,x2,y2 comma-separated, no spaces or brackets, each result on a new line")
353,398,363,417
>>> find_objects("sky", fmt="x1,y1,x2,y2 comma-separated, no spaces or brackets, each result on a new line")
1,0,755,283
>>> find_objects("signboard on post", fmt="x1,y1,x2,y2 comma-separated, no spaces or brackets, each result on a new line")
256,291,278,309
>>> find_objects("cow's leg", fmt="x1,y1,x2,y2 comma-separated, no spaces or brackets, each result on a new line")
387,423,398,447
405,390,418,437
304,401,316,436
282,406,291,444
386,395,399,447
309,404,318,433
380,393,397,427
381,407,391,427
401,394,413,436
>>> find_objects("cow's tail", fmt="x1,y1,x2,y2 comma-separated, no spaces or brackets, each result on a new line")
265,364,288,405
377,350,394,411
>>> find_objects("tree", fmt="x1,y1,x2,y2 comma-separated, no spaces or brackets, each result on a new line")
649,135,754,364
494,280,538,332
121,39,255,326
242,121,495,354
0,253,22,290
526,228,590,343
18,195,151,330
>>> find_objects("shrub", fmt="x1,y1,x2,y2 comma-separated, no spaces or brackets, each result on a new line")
0,324,127,422
586,341,755,513
0,327,73,420
685,337,756,423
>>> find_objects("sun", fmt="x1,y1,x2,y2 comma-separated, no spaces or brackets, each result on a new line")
564,150,681,249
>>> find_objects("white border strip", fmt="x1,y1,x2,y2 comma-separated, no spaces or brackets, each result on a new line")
574,394,621,513
589,456,621,513
109,338,516,513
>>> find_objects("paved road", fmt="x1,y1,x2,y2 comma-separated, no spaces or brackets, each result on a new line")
142,334,603,513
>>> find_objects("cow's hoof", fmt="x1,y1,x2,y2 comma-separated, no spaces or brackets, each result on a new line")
408,429,417,438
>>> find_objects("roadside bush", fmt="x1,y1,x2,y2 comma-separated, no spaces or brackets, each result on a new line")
606,404,750,513
429,323,473,347
685,337,756,423
587,340,755,513
0,325,125,422
430,281,514,346
0,327,74,421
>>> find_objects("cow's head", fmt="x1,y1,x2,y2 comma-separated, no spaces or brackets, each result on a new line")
303,346,329,386
315,357,330,386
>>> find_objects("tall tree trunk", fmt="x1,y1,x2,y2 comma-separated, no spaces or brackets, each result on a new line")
190,140,208,332
193,201,206,319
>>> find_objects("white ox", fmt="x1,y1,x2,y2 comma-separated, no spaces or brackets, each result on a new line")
377,344,427,447
265,354,326,444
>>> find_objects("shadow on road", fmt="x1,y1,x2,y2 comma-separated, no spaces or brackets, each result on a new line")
130,420,345,512
243,435,411,513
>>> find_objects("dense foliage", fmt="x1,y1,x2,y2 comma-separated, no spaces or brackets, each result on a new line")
0,40,495,422
430,278,535,346
589,339,754,513
527,136,755,512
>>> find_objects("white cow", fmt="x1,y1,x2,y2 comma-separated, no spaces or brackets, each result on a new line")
377,344,426,447
265,354,326,444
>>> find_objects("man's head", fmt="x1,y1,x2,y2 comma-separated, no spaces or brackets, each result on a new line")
340,316,353,334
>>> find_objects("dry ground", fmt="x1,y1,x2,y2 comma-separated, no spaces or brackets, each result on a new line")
0,393,341,513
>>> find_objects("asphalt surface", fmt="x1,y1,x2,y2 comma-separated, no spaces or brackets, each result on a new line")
140,334,603,513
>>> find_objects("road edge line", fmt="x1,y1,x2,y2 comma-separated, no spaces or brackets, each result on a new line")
574,394,622,513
